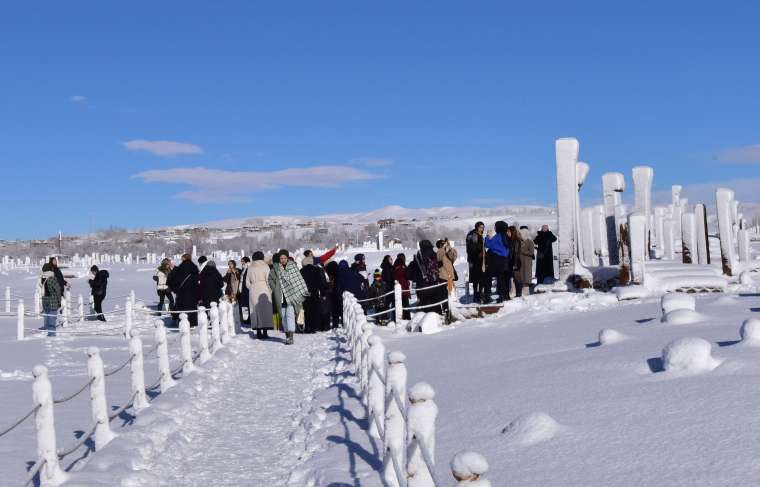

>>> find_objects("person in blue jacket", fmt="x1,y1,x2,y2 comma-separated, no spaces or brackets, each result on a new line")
483,220,510,303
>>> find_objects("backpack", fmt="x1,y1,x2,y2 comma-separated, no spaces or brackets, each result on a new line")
418,252,439,284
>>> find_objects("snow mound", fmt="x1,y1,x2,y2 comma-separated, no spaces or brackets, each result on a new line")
660,309,704,325
739,271,754,285
501,412,561,446
709,295,740,306
407,312,426,332
451,450,490,483
411,312,443,334
661,293,695,315
586,293,619,307
598,328,627,345
661,337,721,373
740,319,760,345
614,285,650,301
388,351,406,364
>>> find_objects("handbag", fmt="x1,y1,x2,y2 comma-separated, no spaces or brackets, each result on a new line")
296,308,305,325
242,307,249,321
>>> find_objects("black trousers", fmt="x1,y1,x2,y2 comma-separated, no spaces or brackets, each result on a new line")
157,289,174,311
93,293,106,321
482,255,507,301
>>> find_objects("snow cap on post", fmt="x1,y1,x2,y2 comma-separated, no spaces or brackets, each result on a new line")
388,351,406,364
451,451,490,482
409,381,435,403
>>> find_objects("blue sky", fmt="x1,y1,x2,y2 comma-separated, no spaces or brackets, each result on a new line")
2,1,760,239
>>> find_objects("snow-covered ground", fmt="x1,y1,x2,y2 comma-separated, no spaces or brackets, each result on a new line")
4,245,760,486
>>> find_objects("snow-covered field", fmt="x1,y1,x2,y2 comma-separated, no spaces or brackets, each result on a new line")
3,245,760,486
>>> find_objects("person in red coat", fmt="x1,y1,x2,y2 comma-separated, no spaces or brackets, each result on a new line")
392,253,411,320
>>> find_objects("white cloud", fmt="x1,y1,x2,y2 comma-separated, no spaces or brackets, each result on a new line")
123,139,203,157
133,165,384,203
69,95,87,104
715,144,760,163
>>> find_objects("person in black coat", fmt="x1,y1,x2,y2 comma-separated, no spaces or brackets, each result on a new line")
198,256,224,310
534,225,557,284
325,260,341,329
238,256,251,325
168,254,200,327
88,265,109,321
380,255,394,287
465,222,485,302
49,257,69,293
300,256,328,333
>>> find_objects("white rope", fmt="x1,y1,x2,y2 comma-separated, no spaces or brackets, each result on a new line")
366,307,395,318
403,298,449,312
356,289,395,303
411,281,448,292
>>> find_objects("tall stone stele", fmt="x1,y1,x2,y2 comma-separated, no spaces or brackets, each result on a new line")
555,138,580,282
716,188,737,276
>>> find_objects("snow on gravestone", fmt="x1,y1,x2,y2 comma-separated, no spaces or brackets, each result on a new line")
501,412,562,446
451,451,492,487
660,293,696,315
740,318,760,346
555,138,580,282
602,172,625,265
661,337,721,373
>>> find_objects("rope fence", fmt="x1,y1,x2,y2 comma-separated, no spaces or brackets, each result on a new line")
1,299,240,486
341,291,492,486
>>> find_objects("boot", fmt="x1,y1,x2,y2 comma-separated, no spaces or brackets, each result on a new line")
263,329,269,339
285,332,294,345
256,329,262,339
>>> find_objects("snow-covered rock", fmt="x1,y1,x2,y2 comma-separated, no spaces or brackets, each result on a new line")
660,293,695,315
614,285,650,301
661,337,721,373
660,309,704,325
407,312,426,332
598,328,627,345
740,319,760,346
739,271,754,286
501,412,561,446
411,312,443,334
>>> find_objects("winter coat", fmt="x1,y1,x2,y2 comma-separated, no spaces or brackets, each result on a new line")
301,264,328,299
508,238,521,273
41,271,61,313
465,229,484,266
518,237,535,285
168,259,200,313
314,247,337,265
367,281,390,308
534,230,557,283
381,260,394,286
485,233,509,258
224,268,241,299
246,260,274,330
154,269,169,291
437,245,458,282
269,261,308,317
88,270,109,296
393,264,411,296
198,263,224,307
53,266,67,292
336,261,366,299
409,241,439,286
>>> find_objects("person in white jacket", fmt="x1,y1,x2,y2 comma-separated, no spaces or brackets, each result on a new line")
154,258,174,313
245,251,274,339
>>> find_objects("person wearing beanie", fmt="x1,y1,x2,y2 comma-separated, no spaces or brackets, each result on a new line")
246,251,274,338
88,265,110,322
367,268,391,324
199,257,224,311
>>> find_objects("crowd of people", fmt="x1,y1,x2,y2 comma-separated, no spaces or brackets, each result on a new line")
37,221,557,341
465,221,557,303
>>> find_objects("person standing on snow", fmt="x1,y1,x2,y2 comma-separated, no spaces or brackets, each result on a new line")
88,265,109,322
198,256,224,310
518,226,535,296
238,256,251,325
154,258,175,314
506,226,522,299
48,257,69,293
168,253,199,327
392,253,411,320
436,238,458,314
300,255,328,333
380,255,394,288
367,269,391,324
269,250,308,345
483,221,509,303
246,251,274,339
223,260,241,303
40,263,61,336
466,222,486,303
407,240,440,311
534,224,557,284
